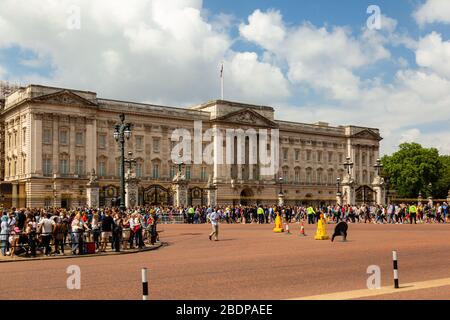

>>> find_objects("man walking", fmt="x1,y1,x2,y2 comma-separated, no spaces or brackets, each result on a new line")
207,207,220,241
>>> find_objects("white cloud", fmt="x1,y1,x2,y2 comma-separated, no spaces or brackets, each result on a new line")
240,10,393,101
239,9,285,51
225,52,290,104
399,129,421,143
416,32,450,79
413,0,450,26
0,0,290,105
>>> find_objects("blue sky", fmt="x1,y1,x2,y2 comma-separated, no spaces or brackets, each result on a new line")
0,0,450,155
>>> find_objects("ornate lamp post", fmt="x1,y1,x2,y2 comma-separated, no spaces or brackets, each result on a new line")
113,113,132,212
125,151,137,175
343,156,354,176
336,177,341,196
277,176,284,207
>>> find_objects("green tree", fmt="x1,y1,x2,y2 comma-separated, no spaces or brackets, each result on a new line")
381,143,442,198
436,155,450,199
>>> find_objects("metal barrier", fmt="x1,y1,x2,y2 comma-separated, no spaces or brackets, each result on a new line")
159,214,185,224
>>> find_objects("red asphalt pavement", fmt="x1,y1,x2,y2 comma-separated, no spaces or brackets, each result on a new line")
0,222,449,300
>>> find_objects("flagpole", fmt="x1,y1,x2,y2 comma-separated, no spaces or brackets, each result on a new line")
220,61,224,101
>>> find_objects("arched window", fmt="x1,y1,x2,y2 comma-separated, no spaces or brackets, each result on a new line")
294,167,300,183
306,168,312,184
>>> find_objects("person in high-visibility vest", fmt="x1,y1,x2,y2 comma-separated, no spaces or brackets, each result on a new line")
256,206,265,224
188,206,195,224
409,203,417,224
307,206,315,225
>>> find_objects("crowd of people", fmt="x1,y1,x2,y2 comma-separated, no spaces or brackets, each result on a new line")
175,201,449,226
1,201,448,258
0,207,160,258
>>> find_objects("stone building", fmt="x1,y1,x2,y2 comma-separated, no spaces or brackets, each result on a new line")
0,83,382,208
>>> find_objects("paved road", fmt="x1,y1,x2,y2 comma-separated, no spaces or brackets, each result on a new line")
1,223,449,300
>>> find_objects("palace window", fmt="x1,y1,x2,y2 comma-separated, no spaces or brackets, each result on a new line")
153,138,160,153
136,162,143,178
283,148,288,161
185,165,191,180
75,159,85,176
59,130,68,145
152,163,160,179
317,151,322,162
339,153,343,164
328,152,333,163
59,158,69,175
136,136,144,150
295,149,300,161
98,134,107,149
328,170,334,184
98,161,106,177
294,168,300,183
22,128,26,146
306,150,312,161
201,167,207,181
75,132,84,146
170,165,177,179
43,157,52,176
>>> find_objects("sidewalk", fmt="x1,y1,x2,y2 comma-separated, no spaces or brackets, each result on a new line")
0,242,163,263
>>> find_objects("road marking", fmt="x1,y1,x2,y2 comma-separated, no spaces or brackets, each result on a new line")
288,277,450,300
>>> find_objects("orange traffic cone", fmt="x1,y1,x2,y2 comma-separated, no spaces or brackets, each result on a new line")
300,221,306,236
286,223,291,235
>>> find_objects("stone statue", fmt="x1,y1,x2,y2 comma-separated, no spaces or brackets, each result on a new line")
88,168,98,184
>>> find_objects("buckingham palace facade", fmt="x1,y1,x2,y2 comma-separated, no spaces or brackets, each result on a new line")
0,83,382,209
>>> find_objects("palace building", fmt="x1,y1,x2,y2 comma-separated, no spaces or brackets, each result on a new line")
0,82,382,208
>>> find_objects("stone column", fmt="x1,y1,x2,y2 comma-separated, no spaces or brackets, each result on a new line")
86,169,99,208
446,190,450,204
341,174,355,205
278,192,285,207
173,180,188,208
86,182,100,208
125,177,139,209
206,185,218,207
372,175,385,205
336,193,342,206
11,183,18,207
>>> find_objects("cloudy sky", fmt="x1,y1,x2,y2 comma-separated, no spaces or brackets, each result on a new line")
1,0,450,155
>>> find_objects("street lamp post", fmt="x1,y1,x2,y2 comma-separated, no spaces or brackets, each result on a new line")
125,151,137,175
336,177,341,196
114,113,132,213
374,159,383,177
343,156,354,176
278,176,283,194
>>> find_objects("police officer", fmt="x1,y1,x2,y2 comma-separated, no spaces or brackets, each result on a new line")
307,206,315,224
409,203,417,224
257,205,265,224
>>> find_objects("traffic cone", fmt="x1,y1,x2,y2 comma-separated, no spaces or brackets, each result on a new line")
285,223,291,235
273,212,284,233
300,221,306,236
314,214,330,240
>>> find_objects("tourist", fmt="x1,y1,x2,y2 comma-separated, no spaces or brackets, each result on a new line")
207,207,220,241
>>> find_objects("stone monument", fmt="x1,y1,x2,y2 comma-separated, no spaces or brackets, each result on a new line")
86,168,99,208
